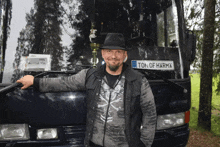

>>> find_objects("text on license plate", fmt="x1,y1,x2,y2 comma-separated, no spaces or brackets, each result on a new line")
131,60,174,70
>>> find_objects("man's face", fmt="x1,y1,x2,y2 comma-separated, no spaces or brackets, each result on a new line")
101,49,127,72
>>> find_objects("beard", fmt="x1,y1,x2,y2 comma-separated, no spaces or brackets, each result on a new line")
108,64,120,71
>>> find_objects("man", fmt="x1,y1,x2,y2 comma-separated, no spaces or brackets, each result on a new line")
17,33,157,147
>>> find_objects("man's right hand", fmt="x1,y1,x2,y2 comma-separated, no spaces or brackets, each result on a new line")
16,75,34,90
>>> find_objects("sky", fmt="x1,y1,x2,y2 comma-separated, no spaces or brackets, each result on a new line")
3,0,35,82
3,0,73,83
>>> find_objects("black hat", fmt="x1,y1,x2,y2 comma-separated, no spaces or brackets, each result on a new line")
100,33,126,50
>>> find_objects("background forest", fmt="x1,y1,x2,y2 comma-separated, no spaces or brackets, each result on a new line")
1,0,219,83
184,0,220,92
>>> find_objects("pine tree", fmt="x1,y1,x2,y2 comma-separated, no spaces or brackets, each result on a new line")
11,9,35,82
0,0,12,83
198,0,216,131
31,0,63,71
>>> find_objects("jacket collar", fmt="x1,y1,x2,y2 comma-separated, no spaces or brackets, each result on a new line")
123,64,139,82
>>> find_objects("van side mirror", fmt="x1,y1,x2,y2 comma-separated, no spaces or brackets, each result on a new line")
186,31,196,63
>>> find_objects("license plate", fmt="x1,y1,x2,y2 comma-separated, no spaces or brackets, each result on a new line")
131,60,174,70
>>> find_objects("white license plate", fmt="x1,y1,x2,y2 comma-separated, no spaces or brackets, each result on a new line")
131,60,174,70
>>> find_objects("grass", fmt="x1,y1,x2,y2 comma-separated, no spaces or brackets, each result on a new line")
190,74,220,136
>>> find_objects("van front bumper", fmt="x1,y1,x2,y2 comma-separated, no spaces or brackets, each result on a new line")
0,124,189,147
152,124,189,147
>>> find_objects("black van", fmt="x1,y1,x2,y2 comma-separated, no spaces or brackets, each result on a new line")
0,0,195,146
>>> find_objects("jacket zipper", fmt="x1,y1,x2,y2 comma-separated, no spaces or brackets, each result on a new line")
102,89,112,146
102,75,122,146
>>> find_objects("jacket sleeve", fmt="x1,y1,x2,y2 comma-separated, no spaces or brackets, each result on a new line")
38,69,89,92
140,77,157,147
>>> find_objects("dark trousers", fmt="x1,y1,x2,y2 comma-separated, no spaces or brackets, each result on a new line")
89,141,103,147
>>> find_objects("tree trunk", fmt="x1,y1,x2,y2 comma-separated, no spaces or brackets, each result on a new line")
0,0,11,83
198,0,216,131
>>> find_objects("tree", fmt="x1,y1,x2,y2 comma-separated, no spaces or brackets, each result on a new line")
66,0,134,69
66,0,92,69
11,9,35,82
0,0,12,83
198,0,216,131
213,0,220,94
31,0,63,71
11,0,81,75
184,0,220,88
184,0,204,71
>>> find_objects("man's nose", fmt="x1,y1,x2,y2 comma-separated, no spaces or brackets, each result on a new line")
111,53,116,57
111,51,117,57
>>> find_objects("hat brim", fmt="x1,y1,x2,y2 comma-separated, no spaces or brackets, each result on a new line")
100,46,126,50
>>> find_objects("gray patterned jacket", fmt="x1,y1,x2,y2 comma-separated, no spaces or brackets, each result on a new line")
36,64,157,147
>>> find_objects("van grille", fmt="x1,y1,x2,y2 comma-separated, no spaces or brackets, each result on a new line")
63,125,86,146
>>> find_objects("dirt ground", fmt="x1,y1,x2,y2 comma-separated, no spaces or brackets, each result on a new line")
187,128,220,147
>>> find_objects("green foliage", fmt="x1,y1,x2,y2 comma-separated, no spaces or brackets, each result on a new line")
184,0,204,71
213,73,220,95
184,0,220,94
190,74,220,136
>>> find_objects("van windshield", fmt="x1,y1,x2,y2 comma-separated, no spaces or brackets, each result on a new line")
2,0,81,83
1,0,183,83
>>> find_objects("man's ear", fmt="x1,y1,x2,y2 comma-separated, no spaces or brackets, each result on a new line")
123,56,128,62
123,51,128,62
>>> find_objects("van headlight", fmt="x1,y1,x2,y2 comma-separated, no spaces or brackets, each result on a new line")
157,112,185,130
37,128,58,140
0,124,30,140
